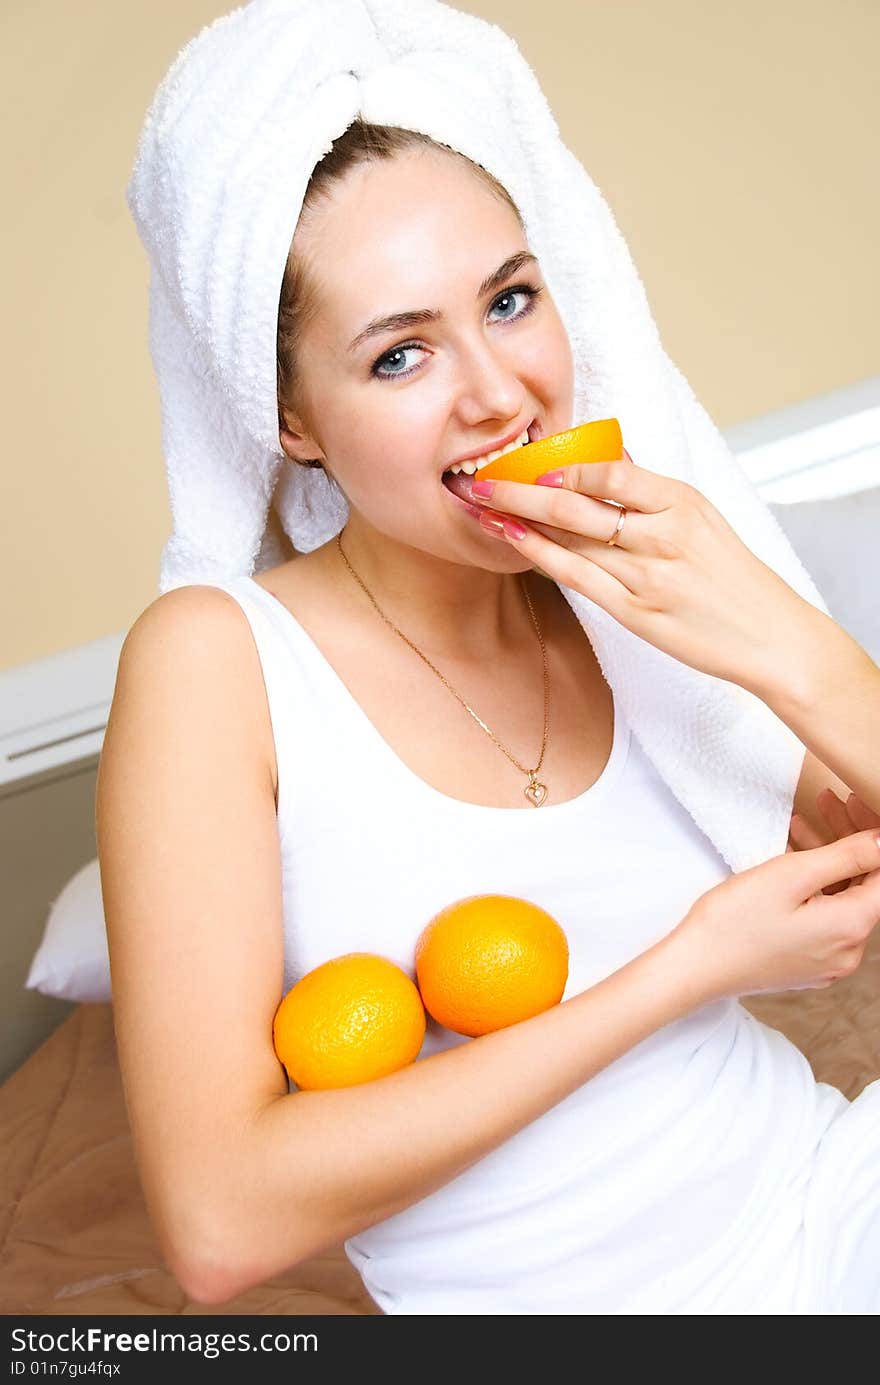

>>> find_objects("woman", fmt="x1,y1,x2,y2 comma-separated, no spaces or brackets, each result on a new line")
97,2,880,1314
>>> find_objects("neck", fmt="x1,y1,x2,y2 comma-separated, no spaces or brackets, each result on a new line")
331,524,541,663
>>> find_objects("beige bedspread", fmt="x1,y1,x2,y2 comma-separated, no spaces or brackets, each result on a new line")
2,932,878,1315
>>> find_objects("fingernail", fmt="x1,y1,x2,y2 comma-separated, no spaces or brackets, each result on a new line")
536,470,565,487
479,513,506,534
471,479,495,498
502,519,528,540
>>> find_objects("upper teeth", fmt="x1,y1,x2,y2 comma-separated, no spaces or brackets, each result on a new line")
446,428,529,475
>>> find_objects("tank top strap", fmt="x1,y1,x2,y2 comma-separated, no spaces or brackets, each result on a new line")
200,574,359,843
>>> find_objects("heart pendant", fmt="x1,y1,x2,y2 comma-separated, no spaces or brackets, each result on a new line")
524,779,547,807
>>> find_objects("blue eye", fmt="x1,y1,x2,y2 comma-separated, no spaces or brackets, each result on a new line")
370,282,544,381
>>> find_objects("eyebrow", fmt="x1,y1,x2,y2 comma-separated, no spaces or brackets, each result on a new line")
346,251,540,354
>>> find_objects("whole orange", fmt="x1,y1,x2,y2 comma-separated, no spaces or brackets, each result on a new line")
415,895,569,1037
272,952,426,1090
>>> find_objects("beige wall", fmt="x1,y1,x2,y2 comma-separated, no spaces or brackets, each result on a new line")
3,0,877,671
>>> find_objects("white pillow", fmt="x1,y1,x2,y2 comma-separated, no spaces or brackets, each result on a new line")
25,488,880,1005
25,856,112,1003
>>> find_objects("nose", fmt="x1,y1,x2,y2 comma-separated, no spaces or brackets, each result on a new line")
452,335,527,429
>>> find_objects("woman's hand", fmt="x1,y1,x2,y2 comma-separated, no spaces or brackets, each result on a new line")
668,826,880,1000
788,790,880,894
469,450,816,695
790,789,880,849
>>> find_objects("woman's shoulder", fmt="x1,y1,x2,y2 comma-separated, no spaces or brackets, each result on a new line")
128,580,252,638
119,583,280,800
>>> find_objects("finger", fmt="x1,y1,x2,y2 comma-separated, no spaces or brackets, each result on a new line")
472,477,643,552
478,508,639,615
472,456,673,522
817,787,858,840
541,458,675,516
815,789,868,888
554,457,679,517
789,828,880,902
816,852,880,937
789,813,852,895
525,515,638,575
846,792,880,831
789,813,827,850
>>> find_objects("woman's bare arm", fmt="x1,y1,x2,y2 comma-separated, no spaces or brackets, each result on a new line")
96,586,708,1307
240,926,703,1304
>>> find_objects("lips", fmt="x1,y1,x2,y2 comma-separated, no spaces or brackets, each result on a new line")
447,419,536,470
441,418,541,502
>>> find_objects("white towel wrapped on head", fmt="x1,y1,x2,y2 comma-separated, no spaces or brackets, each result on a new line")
126,0,829,872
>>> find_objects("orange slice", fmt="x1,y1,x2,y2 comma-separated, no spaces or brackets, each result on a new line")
476,417,623,484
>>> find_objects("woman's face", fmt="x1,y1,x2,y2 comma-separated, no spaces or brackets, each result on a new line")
282,148,574,563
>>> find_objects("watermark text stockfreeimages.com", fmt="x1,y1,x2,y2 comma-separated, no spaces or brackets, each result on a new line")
10,1326,316,1364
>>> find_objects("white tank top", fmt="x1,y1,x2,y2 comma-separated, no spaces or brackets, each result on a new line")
207,575,848,1314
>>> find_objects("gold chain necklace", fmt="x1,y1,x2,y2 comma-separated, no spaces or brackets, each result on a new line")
335,530,551,807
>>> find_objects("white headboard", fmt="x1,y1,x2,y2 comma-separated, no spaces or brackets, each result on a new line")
724,374,880,503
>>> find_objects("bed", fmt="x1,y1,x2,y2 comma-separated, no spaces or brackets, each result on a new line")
3,961,880,1315
4,484,879,1316
0,1002,382,1315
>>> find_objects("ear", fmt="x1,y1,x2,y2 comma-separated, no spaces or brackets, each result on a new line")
279,406,325,466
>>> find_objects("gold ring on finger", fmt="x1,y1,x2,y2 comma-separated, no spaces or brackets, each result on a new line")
606,504,627,547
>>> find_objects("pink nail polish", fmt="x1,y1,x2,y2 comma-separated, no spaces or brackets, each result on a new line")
536,470,565,487
502,519,528,540
471,479,495,498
